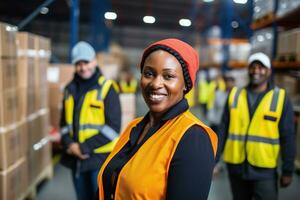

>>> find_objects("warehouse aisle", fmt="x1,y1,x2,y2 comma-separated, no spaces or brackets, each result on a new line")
37,164,76,200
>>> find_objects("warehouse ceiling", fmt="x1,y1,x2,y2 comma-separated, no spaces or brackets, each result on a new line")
0,0,252,61
0,0,215,30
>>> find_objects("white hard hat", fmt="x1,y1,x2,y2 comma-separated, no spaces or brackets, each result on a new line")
248,52,271,69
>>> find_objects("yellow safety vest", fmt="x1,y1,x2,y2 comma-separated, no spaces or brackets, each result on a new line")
120,79,137,93
63,76,120,154
207,79,226,110
98,110,218,200
185,88,195,107
223,86,285,168
198,79,209,104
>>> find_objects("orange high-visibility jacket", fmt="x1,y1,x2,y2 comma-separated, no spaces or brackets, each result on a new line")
97,110,218,200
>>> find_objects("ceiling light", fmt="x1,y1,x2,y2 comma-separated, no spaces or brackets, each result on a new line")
104,12,117,20
40,7,49,15
179,19,192,27
233,0,248,4
143,16,156,24
203,0,214,2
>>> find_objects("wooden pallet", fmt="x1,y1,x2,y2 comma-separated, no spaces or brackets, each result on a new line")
19,164,53,200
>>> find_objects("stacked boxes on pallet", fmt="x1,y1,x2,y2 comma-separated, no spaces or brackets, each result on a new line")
0,22,28,200
277,28,300,62
0,21,52,200
16,31,52,191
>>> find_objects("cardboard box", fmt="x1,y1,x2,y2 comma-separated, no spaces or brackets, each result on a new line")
27,138,51,185
0,58,17,91
0,121,27,169
27,88,36,116
16,32,36,58
50,107,61,129
39,109,50,138
48,83,65,108
17,57,35,88
48,64,74,83
0,89,17,127
0,158,27,200
0,22,17,58
17,87,27,120
38,60,49,86
18,120,28,156
40,87,49,110
0,125,21,170
39,142,51,171
35,35,51,60
34,84,41,111
27,113,40,150
274,74,300,96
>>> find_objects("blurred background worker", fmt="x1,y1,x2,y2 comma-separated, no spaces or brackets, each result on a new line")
218,52,296,200
119,70,138,94
197,70,209,116
206,69,226,131
60,41,121,200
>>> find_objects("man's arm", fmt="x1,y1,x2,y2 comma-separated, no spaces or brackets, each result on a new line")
279,93,296,187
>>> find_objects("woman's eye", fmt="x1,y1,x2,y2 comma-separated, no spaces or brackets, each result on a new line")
143,70,153,77
164,74,175,80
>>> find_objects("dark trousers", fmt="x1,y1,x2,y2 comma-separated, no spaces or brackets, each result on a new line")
229,175,278,200
72,169,99,200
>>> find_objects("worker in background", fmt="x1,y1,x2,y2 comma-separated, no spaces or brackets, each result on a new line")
207,72,235,132
119,70,138,93
197,70,209,115
218,52,296,200
206,69,226,130
60,41,121,200
97,38,218,200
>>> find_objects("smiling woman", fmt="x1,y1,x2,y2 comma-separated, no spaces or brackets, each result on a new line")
97,38,218,200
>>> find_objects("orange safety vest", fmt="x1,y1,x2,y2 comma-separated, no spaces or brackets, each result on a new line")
97,110,218,200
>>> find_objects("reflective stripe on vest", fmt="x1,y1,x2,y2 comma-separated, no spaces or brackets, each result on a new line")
98,111,218,200
223,86,285,168
64,76,119,154
120,79,137,93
